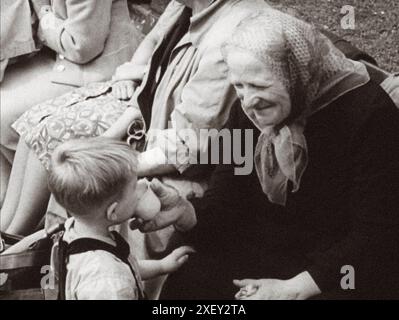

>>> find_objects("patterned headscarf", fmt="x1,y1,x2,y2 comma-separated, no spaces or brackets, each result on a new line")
223,9,370,206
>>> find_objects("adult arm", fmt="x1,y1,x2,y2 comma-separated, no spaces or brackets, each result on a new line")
35,0,113,64
104,1,183,140
142,105,263,246
138,45,238,177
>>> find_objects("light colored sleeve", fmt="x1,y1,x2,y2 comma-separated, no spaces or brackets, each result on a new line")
151,46,237,173
123,0,185,106
147,0,184,41
37,0,113,64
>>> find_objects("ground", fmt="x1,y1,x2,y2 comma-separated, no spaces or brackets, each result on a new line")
142,0,399,72
269,0,398,73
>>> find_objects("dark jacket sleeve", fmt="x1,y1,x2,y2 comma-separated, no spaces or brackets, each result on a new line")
307,91,399,294
186,105,263,250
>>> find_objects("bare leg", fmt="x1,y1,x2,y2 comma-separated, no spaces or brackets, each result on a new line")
0,142,29,231
0,145,15,206
5,149,50,236
0,153,11,207
1,229,46,255
0,145,15,164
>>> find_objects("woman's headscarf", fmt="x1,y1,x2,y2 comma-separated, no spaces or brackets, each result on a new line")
223,9,370,206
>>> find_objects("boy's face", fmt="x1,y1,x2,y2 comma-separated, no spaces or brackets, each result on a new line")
112,178,139,224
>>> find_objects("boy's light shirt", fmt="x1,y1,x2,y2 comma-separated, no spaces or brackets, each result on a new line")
55,218,143,300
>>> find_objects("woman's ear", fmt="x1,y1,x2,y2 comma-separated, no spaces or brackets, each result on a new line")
106,202,119,222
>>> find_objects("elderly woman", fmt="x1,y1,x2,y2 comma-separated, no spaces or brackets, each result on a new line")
0,0,139,223
1,0,268,237
138,9,399,299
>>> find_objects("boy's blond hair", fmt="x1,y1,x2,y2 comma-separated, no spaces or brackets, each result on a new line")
48,137,138,216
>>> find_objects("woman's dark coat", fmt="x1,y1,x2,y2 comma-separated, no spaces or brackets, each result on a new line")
162,81,399,299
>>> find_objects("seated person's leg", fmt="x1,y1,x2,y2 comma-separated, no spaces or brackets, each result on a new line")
5,149,50,236
0,50,72,152
1,229,46,255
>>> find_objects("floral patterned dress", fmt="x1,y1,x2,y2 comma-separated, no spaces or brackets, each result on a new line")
12,82,130,170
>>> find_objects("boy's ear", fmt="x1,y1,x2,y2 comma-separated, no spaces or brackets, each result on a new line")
106,202,119,222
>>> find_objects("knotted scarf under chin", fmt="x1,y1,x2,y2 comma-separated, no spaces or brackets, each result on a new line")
254,122,308,206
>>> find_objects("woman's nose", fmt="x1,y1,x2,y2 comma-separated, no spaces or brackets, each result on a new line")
242,93,259,109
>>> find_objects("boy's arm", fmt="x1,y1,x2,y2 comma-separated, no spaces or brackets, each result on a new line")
138,246,194,280
137,260,164,280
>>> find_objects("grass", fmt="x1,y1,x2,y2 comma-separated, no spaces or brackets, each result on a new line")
146,0,398,73
269,0,398,73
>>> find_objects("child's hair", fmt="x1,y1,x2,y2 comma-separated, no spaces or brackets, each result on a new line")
48,137,138,216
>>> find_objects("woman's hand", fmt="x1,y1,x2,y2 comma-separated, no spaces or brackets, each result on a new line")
112,80,136,101
233,272,321,300
130,178,197,233
161,246,196,274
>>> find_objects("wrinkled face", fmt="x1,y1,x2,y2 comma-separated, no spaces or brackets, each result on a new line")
226,50,292,130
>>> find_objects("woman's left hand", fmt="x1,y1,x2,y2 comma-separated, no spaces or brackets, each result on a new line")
234,279,301,300
233,272,321,300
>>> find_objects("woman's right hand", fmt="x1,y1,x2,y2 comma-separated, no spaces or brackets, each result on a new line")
112,80,136,101
130,179,197,233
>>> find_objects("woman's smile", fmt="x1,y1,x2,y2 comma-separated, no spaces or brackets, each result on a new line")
226,49,292,129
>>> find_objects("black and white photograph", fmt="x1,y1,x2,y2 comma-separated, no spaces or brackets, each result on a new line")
1,0,399,306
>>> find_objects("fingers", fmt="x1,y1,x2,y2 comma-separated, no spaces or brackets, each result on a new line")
120,86,127,100
171,246,196,259
169,246,195,269
138,211,173,232
150,178,179,202
239,293,260,300
149,178,169,198
138,219,161,233
113,84,121,99
126,83,134,98
119,84,128,100
129,218,144,230
233,279,257,288
176,254,189,266
112,81,134,100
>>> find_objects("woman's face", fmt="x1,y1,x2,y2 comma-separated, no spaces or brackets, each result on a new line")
226,50,292,130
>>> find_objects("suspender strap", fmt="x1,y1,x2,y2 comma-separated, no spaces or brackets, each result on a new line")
57,238,68,300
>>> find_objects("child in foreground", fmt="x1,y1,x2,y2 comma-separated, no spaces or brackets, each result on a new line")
48,137,193,300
